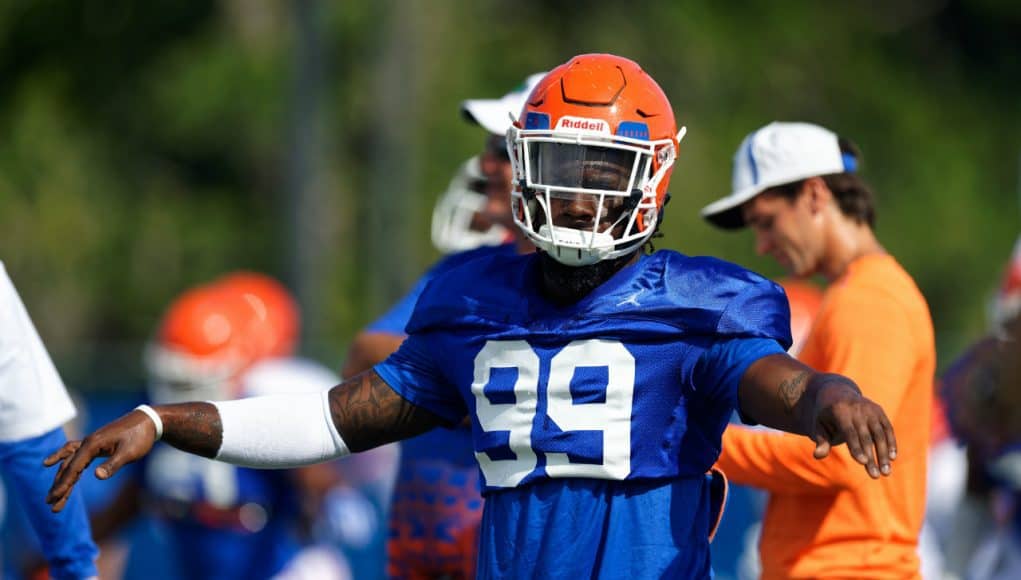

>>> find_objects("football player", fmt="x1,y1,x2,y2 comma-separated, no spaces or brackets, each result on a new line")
939,241,1021,579
89,273,354,579
47,55,897,579
355,73,543,580
430,155,509,255
341,72,546,379
0,262,97,579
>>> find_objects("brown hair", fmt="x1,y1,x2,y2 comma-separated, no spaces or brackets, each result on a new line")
768,137,877,228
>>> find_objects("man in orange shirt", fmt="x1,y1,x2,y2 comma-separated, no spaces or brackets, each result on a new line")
702,122,936,579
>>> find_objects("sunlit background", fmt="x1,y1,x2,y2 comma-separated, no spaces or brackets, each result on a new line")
0,0,1017,386
0,1,1019,577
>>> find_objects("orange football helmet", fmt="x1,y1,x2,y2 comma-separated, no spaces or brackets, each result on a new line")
145,273,300,403
146,284,251,402
214,271,300,360
778,278,824,357
508,54,685,265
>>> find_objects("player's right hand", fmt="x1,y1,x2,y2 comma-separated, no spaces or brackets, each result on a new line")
44,409,157,512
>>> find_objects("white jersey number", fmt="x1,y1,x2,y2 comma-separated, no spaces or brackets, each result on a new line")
471,339,635,488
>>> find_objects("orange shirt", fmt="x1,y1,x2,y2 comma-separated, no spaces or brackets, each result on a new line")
717,254,935,579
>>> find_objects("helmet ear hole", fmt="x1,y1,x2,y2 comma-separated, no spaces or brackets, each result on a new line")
625,188,643,210
658,192,671,223
527,196,545,226
520,179,535,201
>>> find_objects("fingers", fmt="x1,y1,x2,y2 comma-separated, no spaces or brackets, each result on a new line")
851,415,881,479
836,402,896,479
46,438,102,511
49,489,73,513
47,471,75,512
47,464,82,511
838,413,877,477
812,435,831,459
856,401,897,478
816,404,880,478
46,441,83,512
881,411,897,461
53,441,82,489
42,441,78,467
95,454,129,480
868,416,892,476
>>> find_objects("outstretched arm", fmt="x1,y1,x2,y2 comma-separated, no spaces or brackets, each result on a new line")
46,369,443,512
328,367,443,451
737,353,897,479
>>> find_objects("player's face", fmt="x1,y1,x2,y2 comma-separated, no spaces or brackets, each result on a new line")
480,134,515,230
541,162,631,235
527,143,634,236
741,188,823,277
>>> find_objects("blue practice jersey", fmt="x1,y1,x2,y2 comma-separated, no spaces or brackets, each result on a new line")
375,250,791,578
368,243,517,336
141,445,300,579
374,246,514,578
369,243,516,468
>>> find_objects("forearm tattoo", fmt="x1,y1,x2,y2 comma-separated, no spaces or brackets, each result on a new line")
779,370,811,413
329,371,442,452
160,402,224,459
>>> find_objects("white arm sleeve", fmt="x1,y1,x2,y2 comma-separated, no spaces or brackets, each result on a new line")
212,389,350,468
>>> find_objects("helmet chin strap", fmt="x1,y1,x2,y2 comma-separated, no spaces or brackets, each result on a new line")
537,224,616,266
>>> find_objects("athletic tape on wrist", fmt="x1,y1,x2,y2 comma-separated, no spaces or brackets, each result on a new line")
134,404,164,441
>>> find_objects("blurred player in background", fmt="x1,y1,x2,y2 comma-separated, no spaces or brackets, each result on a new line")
430,155,509,255
344,73,542,580
90,273,362,580
0,262,97,578
724,277,822,579
990,235,1021,327
47,55,899,579
341,72,544,379
703,121,936,579
940,240,1021,580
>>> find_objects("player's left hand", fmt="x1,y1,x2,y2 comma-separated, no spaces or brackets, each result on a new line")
809,380,897,479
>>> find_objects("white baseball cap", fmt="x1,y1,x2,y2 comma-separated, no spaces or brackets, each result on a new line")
701,122,856,229
461,72,547,135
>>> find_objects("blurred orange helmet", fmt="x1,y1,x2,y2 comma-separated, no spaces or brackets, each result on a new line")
146,284,251,402
508,54,684,266
145,273,299,402
214,271,300,360
778,278,824,357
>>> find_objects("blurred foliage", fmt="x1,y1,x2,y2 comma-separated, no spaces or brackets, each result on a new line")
0,0,1018,388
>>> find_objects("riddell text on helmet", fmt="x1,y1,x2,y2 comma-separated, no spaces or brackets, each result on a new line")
556,117,609,133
